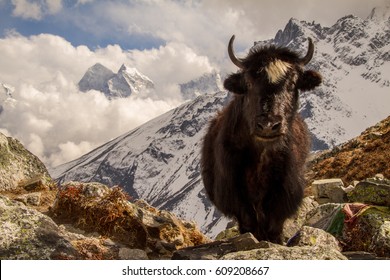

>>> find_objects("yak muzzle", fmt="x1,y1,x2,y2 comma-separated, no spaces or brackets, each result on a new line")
255,115,283,141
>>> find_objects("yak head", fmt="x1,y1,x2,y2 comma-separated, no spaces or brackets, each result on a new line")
224,35,322,143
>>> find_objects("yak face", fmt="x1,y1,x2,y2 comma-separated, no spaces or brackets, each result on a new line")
224,36,322,144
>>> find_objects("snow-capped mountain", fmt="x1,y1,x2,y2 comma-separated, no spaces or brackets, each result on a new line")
269,6,390,148
78,63,115,93
53,6,390,237
78,63,154,99
180,71,223,100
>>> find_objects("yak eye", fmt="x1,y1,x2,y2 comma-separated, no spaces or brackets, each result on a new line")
256,68,264,76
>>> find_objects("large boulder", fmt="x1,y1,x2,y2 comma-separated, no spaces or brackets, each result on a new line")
311,178,347,203
0,133,49,192
347,176,390,206
0,195,76,259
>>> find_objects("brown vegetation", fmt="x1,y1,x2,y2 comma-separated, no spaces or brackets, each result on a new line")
307,115,390,186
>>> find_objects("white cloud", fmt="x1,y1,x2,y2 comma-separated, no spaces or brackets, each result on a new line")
0,32,213,168
12,0,42,20
11,0,62,20
46,0,62,14
76,0,94,5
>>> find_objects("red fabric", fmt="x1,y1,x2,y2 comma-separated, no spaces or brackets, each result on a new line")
342,203,369,225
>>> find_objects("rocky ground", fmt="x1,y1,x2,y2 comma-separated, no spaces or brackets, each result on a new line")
0,115,389,259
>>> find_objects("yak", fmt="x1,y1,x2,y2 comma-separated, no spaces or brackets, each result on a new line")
201,35,322,243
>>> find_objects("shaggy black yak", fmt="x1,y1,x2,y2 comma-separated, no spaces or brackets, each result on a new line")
201,35,322,243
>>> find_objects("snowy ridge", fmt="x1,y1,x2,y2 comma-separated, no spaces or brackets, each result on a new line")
268,7,390,148
180,71,223,100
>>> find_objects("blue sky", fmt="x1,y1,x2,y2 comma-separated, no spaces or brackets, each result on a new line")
0,0,166,50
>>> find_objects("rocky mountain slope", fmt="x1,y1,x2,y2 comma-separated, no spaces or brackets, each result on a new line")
52,6,390,237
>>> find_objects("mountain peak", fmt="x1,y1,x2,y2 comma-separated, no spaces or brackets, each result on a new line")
180,71,223,100
274,18,305,46
118,63,137,74
78,63,154,99
117,64,154,84
78,63,114,93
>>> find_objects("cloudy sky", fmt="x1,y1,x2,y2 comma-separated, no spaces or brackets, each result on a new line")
0,0,387,169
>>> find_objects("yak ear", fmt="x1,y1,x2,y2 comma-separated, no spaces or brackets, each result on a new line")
297,70,322,91
224,73,247,94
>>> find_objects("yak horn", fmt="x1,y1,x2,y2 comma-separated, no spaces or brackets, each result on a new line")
301,38,314,65
228,35,245,69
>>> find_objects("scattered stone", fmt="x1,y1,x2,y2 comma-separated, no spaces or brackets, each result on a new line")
312,178,346,203
343,185,355,194
19,175,48,192
375,174,385,180
15,192,42,206
119,248,149,260
215,226,240,240
287,226,341,251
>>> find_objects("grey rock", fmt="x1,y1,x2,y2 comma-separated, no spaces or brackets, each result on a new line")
369,220,390,257
0,195,75,259
0,133,49,192
215,226,240,240
312,178,346,203
347,177,390,206
287,226,341,251
119,248,149,260
220,246,347,260
15,192,41,206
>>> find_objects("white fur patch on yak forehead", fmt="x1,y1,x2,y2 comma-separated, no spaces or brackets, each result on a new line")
265,60,292,84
